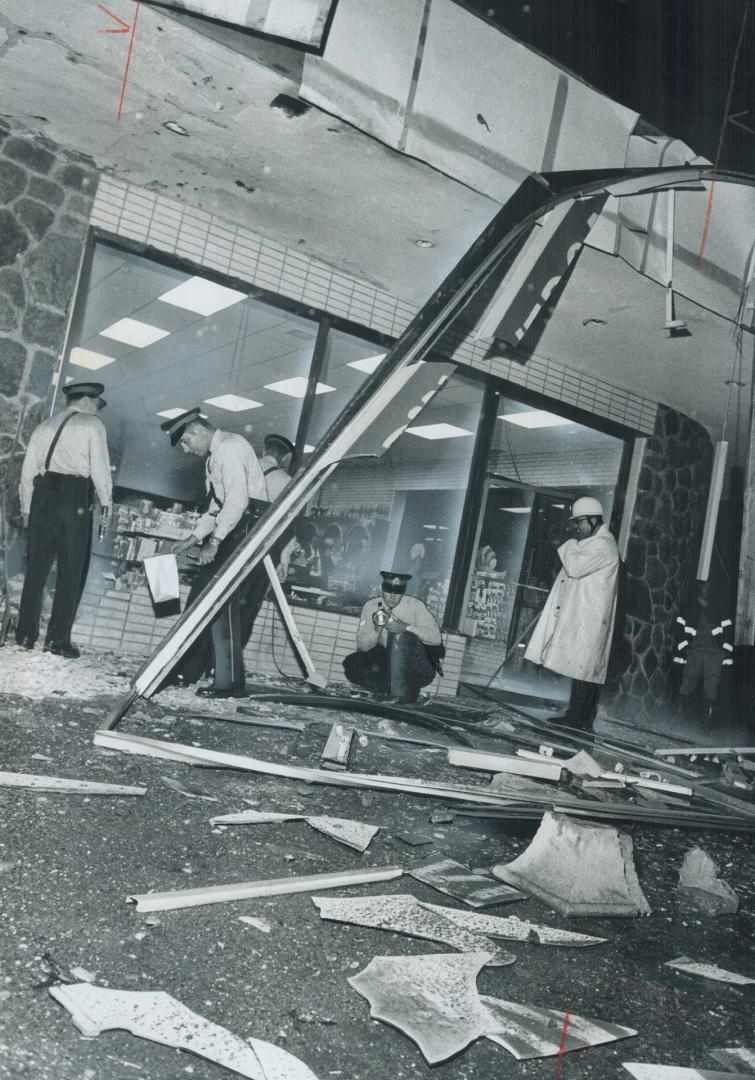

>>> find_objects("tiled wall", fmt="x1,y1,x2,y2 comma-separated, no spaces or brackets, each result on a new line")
71,579,466,695
90,176,659,434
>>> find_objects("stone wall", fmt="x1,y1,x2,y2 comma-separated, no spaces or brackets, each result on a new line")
607,404,713,722
0,119,97,535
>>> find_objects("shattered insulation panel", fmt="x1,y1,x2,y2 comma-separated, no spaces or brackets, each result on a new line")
409,857,525,908
155,0,336,48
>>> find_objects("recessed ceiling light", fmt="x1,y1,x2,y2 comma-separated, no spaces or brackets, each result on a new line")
158,276,247,316
264,377,335,398
156,407,188,419
69,347,117,371
414,239,435,248
348,353,386,374
163,120,189,136
203,394,263,412
100,318,170,348
406,423,474,440
501,507,532,514
500,410,571,429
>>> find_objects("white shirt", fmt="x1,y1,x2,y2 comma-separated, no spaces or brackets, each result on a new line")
357,594,442,652
193,429,267,542
19,409,112,514
259,454,291,502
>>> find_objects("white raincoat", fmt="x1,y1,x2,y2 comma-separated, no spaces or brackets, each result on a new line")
524,524,619,685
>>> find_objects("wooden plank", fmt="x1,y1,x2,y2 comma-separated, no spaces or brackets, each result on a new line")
0,771,146,796
321,723,355,771
93,731,515,806
448,748,564,782
654,746,755,758
129,865,404,913
263,555,327,688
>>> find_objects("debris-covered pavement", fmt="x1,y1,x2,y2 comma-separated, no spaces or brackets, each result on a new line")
1,647,754,1080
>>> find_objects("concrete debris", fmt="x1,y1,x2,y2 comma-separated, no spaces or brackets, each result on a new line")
491,811,651,917
0,860,17,874
49,982,320,1079
665,956,755,986
707,1048,755,1073
562,750,608,778
623,1066,752,1079
129,864,404,913
320,723,355,771
677,847,739,915
238,916,272,933
348,951,636,1065
304,815,379,852
69,966,97,983
348,951,496,1064
409,856,525,908
209,809,379,852
160,777,219,802
448,747,564,781
312,894,515,965
418,903,608,946
395,831,434,846
488,773,558,799
0,771,146,796
482,996,637,1059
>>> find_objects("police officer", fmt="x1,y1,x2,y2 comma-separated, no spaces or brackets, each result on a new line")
525,496,620,730
343,571,444,703
16,381,112,658
258,433,294,502
163,408,268,698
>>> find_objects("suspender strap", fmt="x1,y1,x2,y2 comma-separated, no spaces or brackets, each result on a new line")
44,412,77,472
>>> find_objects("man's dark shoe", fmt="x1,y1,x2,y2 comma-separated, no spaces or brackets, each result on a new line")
195,684,247,699
15,636,35,650
45,641,81,659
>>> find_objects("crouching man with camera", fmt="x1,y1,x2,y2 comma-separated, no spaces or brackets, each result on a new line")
342,571,445,704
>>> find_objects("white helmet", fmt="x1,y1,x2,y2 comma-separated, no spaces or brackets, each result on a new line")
570,496,603,519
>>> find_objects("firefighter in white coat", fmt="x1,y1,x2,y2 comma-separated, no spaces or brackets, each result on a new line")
525,497,619,730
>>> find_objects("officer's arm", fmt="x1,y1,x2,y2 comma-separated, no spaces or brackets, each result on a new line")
89,418,113,511
558,536,619,579
19,427,45,517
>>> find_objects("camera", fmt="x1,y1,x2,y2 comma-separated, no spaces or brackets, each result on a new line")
372,604,390,627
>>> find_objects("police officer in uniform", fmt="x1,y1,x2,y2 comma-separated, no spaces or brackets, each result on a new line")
16,381,112,658
163,408,268,698
258,433,294,502
343,571,445,703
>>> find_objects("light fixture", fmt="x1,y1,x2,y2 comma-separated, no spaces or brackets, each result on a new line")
264,377,335,398
501,507,532,514
158,276,247,316
157,407,187,420
303,444,316,453
100,318,170,348
500,410,571,429
69,347,117,371
414,239,435,248
347,353,386,374
163,120,189,136
406,423,474,440
203,394,263,412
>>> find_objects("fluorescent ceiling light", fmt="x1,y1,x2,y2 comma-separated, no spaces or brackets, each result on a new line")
501,507,532,514
100,318,170,348
203,394,263,412
69,347,117,371
158,276,247,316
303,444,316,453
347,353,386,374
265,377,335,398
499,410,571,429
406,423,474,440
156,407,188,420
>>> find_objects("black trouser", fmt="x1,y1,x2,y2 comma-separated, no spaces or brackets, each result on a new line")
164,502,274,690
16,473,92,647
343,632,437,701
564,678,602,729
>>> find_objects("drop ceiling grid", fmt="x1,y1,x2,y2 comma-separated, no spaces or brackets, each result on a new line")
91,176,658,435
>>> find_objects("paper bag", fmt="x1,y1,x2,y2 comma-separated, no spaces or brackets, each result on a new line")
143,554,180,604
